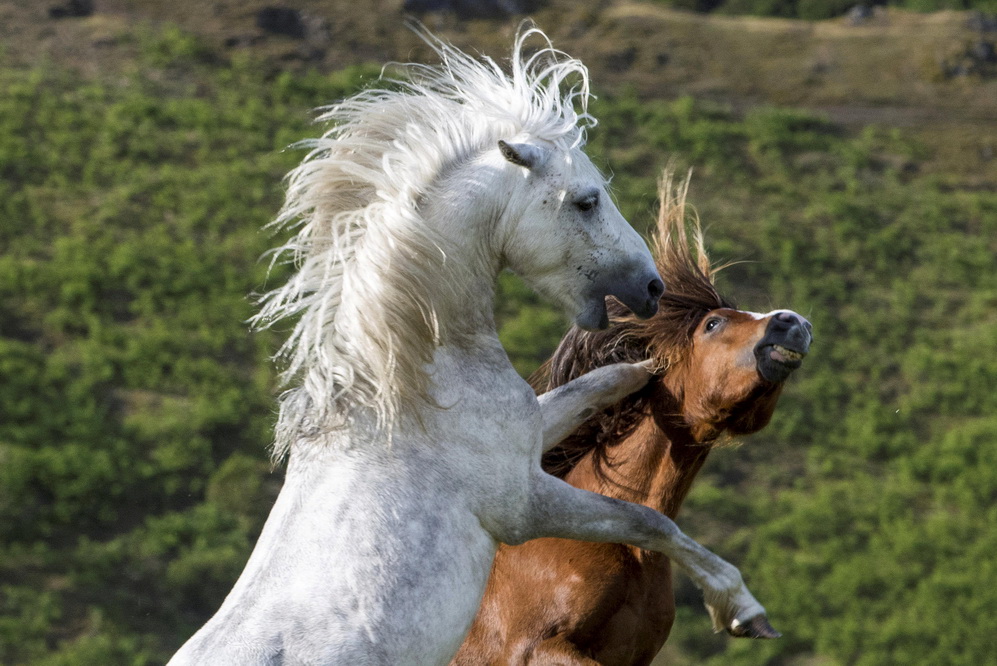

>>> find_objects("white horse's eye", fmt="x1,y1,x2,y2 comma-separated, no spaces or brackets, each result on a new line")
575,192,599,212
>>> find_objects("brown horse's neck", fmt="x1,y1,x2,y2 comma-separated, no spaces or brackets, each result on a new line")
563,383,715,519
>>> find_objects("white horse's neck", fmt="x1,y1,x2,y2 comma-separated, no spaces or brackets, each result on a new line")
288,156,515,454
354,160,512,338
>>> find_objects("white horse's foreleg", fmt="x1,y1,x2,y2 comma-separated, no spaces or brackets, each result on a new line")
537,361,653,453
522,474,780,639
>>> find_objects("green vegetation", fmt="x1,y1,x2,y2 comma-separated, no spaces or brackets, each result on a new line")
2,19,995,666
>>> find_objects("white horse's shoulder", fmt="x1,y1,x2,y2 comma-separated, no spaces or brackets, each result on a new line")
425,343,543,450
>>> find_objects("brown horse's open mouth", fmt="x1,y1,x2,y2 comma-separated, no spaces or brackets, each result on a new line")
754,310,812,383
769,344,806,365
756,343,808,382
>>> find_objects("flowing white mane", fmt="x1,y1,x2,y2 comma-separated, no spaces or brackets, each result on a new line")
253,26,596,457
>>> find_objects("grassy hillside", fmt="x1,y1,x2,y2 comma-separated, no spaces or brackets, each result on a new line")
1,2,996,664
3,1,996,108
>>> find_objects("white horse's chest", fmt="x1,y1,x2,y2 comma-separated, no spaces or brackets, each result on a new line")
277,456,501,664
174,347,545,665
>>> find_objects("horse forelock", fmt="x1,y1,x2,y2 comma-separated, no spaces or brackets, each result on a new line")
538,169,735,478
252,26,597,459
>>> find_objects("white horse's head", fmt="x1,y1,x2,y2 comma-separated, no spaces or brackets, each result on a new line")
495,139,663,330
256,25,668,452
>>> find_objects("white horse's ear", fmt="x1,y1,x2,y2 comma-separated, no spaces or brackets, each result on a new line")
498,140,543,170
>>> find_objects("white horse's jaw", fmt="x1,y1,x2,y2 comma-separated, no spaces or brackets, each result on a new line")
572,258,664,330
575,297,610,331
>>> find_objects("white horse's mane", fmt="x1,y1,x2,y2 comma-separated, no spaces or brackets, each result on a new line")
252,26,596,458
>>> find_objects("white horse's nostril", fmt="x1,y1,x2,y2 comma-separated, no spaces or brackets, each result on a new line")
648,278,665,301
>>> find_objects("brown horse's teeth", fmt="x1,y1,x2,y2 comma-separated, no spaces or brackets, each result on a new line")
773,345,803,361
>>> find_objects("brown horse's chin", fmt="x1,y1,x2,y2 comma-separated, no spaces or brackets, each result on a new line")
755,344,805,383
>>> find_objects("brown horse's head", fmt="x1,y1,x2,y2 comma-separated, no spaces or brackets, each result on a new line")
536,169,812,476
664,305,811,441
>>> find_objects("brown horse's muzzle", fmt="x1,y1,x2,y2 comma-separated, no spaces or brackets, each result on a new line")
754,311,812,383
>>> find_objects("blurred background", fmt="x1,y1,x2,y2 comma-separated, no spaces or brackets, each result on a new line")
1,0,995,663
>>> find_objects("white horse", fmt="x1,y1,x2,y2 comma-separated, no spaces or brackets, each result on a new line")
169,28,775,666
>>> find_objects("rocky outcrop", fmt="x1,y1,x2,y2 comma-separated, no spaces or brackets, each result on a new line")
48,0,93,19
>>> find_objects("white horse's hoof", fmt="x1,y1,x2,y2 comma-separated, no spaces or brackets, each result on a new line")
728,614,781,639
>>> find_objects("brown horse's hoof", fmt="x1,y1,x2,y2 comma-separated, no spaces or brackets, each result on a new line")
728,615,782,639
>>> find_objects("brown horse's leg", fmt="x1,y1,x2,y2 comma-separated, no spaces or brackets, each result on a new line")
518,474,780,640
526,635,601,665
537,362,652,452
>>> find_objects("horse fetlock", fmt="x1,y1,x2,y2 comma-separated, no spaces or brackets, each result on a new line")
714,586,779,639
698,564,768,634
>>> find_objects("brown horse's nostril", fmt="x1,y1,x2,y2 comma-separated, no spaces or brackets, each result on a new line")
775,311,809,330
766,311,813,356
647,278,665,302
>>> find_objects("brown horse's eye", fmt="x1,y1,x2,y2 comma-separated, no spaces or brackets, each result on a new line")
704,317,722,333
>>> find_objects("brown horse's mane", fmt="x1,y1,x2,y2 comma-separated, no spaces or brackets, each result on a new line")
534,170,736,479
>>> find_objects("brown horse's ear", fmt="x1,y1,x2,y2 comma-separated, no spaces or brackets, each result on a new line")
499,140,543,169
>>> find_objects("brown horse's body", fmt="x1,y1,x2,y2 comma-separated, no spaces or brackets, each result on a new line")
453,173,812,665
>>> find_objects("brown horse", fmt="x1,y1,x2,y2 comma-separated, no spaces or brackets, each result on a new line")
453,172,812,666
